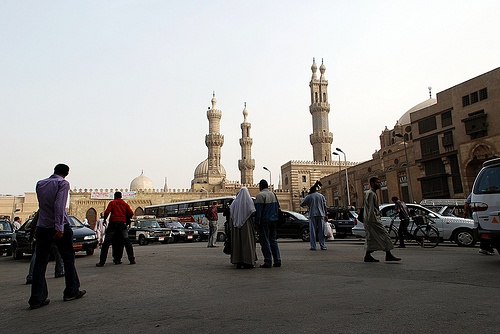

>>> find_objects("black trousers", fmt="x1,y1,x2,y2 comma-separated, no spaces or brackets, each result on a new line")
99,222,134,264
398,218,410,245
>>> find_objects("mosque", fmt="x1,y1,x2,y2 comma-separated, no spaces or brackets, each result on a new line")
3,62,499,231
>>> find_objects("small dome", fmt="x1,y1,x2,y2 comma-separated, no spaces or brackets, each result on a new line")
311,58,317,72
398,98,437,125
194,158,226,179
130,171,154,191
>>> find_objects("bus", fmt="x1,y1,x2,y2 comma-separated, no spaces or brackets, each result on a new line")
144,196,235,242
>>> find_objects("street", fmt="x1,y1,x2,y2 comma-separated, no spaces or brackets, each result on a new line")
1,238,499,334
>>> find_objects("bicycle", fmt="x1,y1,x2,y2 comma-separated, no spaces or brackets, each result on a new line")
386,215,440,248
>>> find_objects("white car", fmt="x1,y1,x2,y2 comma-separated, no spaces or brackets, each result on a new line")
351,203,476,247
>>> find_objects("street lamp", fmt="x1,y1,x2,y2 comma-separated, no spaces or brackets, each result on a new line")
395,133,414,203
332,152,341,204
336,148,350,207
263,167,272,188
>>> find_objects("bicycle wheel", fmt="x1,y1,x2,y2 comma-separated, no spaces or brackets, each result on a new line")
386,225,399,245
414,225,440,248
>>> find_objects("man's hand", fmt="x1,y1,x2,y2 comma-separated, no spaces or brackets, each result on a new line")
54,230,64,239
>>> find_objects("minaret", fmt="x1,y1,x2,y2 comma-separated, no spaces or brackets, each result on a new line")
309,58,333,162
238,102,255,185
205,92,224,182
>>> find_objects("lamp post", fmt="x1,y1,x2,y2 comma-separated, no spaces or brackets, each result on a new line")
395,133,414,203
332,152,341,205
200,187,209,198
336,148,350,207
263,167,272,188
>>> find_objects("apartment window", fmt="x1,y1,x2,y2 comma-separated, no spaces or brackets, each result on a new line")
420,135,440,157
471,91,479,104
302,175,307,182
462,95,470,107
418,116,437,134
449,155,463,194
441,110,452,127
479,88,488,101
442,131,454,147
462,110,487,139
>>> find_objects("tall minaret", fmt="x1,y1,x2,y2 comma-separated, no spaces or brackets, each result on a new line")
205,92,224,182
309,58,333,162
238,102,255,185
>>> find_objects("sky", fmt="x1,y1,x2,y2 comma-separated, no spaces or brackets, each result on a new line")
1,0,499,195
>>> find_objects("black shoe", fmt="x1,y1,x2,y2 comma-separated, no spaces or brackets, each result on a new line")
260,263,272,268
29,299,50,310
25,279,32,285
385,255,401,262
273,262,281,267
55,272,65,278
129,260,136,265
364,256,380,262
113,260,122,265
95,263,104,267
63,290,86,302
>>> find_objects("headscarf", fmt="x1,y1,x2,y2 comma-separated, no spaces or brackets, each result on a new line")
230,187,256,228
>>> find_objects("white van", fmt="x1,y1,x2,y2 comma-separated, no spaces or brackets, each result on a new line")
470,158,500,253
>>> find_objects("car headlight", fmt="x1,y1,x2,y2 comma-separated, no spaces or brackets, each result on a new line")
193,231,199,235
179,231,185,235
149,231,155,236
84,235,96,240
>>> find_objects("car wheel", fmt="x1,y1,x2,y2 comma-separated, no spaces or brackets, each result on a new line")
138,234,148,245
454,229,476,247
217,232,226,242
86,249,95,256
301,228,310,242
12,243,23,260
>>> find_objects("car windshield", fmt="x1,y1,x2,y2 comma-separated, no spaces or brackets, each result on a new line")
140,220,160,228
286,211,308,220
168,222,184,228
186,222,202,229
68,216,85,227
0,221,13,232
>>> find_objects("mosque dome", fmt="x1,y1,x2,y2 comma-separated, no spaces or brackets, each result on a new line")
398,98,437,125
194,158,226,179
130,171,154,191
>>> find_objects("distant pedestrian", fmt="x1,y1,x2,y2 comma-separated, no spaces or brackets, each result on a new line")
362,177,400,262
12,217,21,230
28,163,86,310
96,191,136,266
206,201,219,248
229,187,257,269
255,179,281,268
300,181,328,251
94,212,106,246
391,196,410,248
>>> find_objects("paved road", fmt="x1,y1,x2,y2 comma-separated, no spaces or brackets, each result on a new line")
1,239,499,334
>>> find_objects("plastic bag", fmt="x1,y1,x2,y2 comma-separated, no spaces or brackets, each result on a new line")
324,221,334,240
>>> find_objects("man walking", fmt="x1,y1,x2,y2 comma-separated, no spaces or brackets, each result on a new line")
391,196,410,248
28,164,85,309
96,191,135,266
300,181,328,250
206,201,219,248
362,177,400,262
254,179,281,268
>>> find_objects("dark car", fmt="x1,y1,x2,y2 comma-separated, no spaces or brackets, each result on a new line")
11,215,98,259
128,219,174,245
276,210,310,242
0,220,13,256
182,222,209,241
162,221,196,242
327,207,356,237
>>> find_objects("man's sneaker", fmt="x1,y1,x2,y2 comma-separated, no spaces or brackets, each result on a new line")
479,249,494,255
63,290,86,302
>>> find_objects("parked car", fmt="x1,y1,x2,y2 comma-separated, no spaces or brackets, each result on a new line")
420,199,466,218
182,222,209,241
352,203,477,247
276,210,311,242
11,215,98,259
0,219,13,256
326,207,356,236
128,218,174,245
161,221,196,242
470,158,500,253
